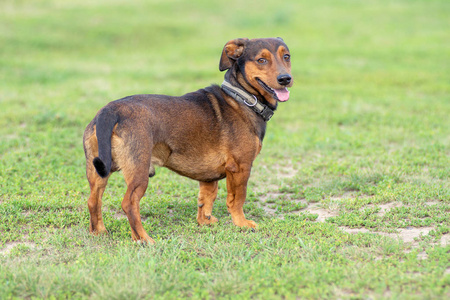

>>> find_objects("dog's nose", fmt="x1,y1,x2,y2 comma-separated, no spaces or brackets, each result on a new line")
277,74,292,86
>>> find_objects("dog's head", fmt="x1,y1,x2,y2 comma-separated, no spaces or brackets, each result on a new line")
219,37,293,108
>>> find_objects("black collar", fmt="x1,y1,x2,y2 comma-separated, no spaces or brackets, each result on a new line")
221,80,274,122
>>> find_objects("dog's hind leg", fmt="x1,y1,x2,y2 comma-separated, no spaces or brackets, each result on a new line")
121,156,155,244
197,181,219,225
87,163,109,235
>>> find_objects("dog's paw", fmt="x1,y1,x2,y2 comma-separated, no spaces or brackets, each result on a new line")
243,219,258,229
89,224,108,236
135,237,156,245
233,218,258,229
197,215,218,225
132,234,156,245
130,230,156,245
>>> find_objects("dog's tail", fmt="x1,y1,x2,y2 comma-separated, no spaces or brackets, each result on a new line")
93,107,119,178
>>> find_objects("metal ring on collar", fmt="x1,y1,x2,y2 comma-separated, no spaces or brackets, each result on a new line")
244,95,258,107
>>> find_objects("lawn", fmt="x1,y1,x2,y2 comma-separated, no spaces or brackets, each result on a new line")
0,0,449,298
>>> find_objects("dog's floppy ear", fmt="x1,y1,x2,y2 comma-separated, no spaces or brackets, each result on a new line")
219,38,249,71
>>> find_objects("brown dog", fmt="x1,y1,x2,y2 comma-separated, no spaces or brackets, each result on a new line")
83,38,293,243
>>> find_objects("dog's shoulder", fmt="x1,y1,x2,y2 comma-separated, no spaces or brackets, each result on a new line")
179,85,228,120
183,85,224,105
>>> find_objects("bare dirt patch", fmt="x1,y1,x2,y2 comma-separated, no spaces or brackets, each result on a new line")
260,192,293,202
424,201,441,206
0,241,36,256
340,226,435,244
258,192,305,216
261,205,277,216
416,251,428,260
260,194,446,250
343,228,371,234
305,202,339,222
272,164,297,179
340,226,442,260
365,202,403,216
104,207,127,220
440,234,450,246
113,211,127,220
386,227,435,243
300,200,441,246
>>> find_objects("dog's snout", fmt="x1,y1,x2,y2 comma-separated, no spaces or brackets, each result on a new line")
277,74,292,86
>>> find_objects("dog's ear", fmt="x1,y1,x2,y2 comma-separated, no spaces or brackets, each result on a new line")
219,38,249,71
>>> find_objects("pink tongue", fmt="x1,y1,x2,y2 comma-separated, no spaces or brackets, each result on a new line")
274,88,290,102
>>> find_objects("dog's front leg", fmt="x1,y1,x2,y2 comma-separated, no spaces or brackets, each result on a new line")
225,161,257,229
197,181,219,225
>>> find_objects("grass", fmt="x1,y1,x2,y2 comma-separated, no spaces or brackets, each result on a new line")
1,0,449,298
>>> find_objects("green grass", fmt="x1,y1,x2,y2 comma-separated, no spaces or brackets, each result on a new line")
1,0,449,298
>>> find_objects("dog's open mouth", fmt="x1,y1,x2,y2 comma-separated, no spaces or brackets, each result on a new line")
256,78,290,102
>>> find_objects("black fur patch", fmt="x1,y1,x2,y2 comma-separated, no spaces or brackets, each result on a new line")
93,157,108,178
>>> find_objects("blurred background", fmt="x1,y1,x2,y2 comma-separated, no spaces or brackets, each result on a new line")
1,0,449,210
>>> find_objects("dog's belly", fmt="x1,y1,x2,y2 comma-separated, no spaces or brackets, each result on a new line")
167,162,226,182
151,143,227,182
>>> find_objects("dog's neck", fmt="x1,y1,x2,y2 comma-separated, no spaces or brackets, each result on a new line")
221,79,275,122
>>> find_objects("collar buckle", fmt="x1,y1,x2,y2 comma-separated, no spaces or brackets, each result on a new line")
221,80,274,122
260,106,274,121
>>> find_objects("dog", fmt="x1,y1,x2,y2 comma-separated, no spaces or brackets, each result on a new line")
83,37,293,244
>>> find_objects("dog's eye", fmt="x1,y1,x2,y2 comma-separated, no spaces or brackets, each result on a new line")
283,54,291,62
257,58,268,64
